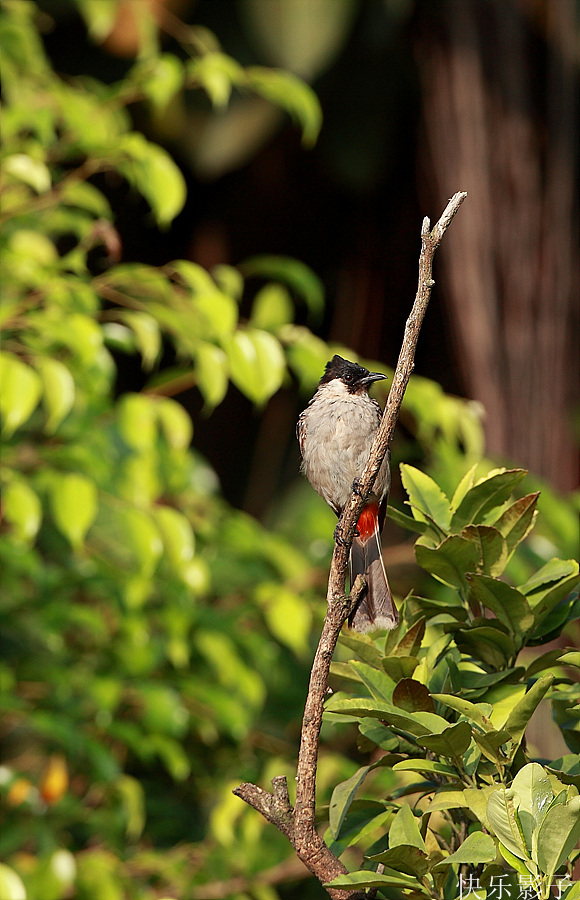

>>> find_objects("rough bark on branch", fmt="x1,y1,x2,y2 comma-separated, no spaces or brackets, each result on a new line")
234,192,467,899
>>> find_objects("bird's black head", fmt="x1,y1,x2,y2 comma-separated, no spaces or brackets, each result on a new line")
319,355,387,394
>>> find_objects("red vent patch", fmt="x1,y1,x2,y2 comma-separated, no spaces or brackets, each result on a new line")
357,502,379,541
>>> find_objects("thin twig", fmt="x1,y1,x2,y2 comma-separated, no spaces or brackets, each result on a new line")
234,192,467,899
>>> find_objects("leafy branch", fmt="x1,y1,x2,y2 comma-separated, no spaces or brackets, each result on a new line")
234,192,467,898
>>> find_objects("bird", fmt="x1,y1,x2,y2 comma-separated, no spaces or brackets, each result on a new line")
297,354,398,632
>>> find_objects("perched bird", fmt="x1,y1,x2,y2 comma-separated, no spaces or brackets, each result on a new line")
297,355,398,632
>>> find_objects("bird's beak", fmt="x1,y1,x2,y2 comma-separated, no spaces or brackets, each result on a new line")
360,372,387,386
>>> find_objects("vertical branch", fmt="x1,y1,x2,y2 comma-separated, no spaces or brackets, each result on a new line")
234,192,467,899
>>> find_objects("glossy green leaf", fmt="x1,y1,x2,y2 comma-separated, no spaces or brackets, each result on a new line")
153,506,194,571
416,721,472,758
382,655,418,682
450,468,527,531
472,729,511,764
493,492,539,556
392,679,434,713
186,52,243,107
454,624,515,670
3,479,42,542
119,133,186,225
389,803,426,851
537,796,580,877
510,763,554,858
461,524,508,576
156,397,193,449
415,535,479,591
386,503,427,533
431,694,493,731
120,311,161,370
487,787,530,861
389,617,426,658
225,328,285,405
241,255,324,321
49,472,98,550
122,508,163,577
367,844,429,878
503,675,554,757
392,758,456,777
349,660,396,703
35,357,75,432
4,152,51,192
326,869,421,891
521,557,578,593
466,574,534,638
0,352,42,436
329,765,370,839
400,464,451,530
425,786,468,813
245,66,322,146
194,341,229,408
250,283,294,331
142,53,184,110
434,831,496,866
117,393,157,451
450,463,478,511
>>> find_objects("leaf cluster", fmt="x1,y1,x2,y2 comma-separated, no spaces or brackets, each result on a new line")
324,466,580,898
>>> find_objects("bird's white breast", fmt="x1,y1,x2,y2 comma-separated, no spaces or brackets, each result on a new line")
298,380,390,513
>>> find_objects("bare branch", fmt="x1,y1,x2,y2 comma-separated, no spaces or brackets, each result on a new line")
233,192,467,899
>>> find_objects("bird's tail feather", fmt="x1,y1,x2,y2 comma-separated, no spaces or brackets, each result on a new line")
348,517,398,633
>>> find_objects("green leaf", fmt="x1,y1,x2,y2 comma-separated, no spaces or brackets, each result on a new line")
4,152,51,192
0,352,42,436
461,524,508,577
487,787,530,861
415,535,479,591
493,492,539,557
153,506,194,572
194,342,229,408
35,357,75,432
416,722,472,758
389,617,426,658
528,572,580,629
389,803,426,851
386,504,427,534
245,66,322,146
76,0,118,41
225,329,285,405
392,758,456,777
521,557,578,593
431,695,493,731
117,393,157,451
454,624,515,670
559,652,580,669
119,133,186,225
547,756,580,789
240,255,324,322
326,869,422,891
349,660,396,703
2,479,42,542
49,472,98,550
186,52,244,107
250,283,294,331
367,844,430,878
537,796,580,877
503,675,554,758
451,468,527,531
466,574,535,639
382,656,418,682
256,582,312,658
400,464,451,530
120,311,161,370
425,786,468,813
329,766,370,839
472,729,511,764
142,53,184,110
156,397,193,449
510,763,554,858
450,463,478,511
434,831,497,866
392,679,434,713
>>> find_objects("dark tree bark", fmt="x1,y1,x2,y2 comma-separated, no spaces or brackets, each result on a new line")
416,0,579,491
